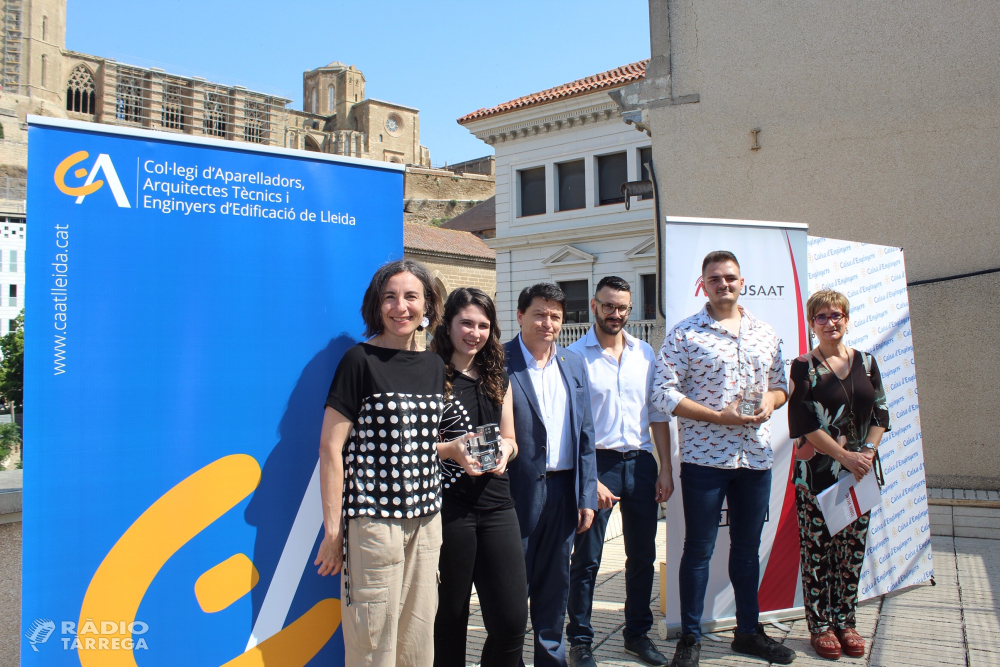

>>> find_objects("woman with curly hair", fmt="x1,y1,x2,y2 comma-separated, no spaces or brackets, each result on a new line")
431,287,528,667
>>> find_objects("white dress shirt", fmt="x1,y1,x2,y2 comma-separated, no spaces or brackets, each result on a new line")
569,326,669,452
518,334,575,471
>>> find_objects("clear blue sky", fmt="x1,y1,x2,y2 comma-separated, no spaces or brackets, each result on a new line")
67,0,651,166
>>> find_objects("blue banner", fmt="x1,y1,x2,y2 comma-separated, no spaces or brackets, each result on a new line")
22,117,403,666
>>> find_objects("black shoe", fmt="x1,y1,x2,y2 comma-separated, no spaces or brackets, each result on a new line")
732,623,797,664
671,634,700,667
624,635,669,667
568,643,598,667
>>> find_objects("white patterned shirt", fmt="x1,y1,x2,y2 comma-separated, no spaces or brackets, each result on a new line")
652,306,787,470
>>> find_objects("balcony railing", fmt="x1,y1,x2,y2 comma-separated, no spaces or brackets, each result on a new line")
556,320,656,348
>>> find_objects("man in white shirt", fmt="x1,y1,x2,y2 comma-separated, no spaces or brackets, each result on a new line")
504,283,598,667
565,276,673,667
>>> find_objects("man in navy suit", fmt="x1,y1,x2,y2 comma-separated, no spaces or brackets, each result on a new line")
505,283,598,667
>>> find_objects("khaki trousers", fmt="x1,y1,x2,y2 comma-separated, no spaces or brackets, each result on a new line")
341,513,442,667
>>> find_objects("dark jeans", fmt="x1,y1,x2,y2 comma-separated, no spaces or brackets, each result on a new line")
522,469,578,667
434,502,528,667
678,462,772,640
567,449,660,645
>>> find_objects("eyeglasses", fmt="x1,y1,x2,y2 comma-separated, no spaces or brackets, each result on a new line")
812,312,845,325
595,298,632,316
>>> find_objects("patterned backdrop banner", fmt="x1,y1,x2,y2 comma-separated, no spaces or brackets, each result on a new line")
806,237,933,598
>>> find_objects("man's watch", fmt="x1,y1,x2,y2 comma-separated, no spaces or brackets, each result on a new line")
861,443,877,452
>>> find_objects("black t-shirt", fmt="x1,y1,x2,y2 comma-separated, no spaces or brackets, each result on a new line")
788,350,892,494
439,371,515,511
326,343,447,520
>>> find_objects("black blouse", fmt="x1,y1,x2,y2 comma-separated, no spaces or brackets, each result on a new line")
439,371,515,511
326,343,447,520
787,350,891,494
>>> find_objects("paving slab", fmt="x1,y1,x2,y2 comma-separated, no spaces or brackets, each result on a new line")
461,523,1000,666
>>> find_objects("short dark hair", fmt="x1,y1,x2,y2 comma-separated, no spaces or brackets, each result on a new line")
516,283,566,314
360,258,443,338
702,250,740,274
595,276,631,295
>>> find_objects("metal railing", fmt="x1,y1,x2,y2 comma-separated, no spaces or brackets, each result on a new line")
556,320,656,347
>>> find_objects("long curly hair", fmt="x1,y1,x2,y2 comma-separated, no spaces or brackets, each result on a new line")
430,288,506,406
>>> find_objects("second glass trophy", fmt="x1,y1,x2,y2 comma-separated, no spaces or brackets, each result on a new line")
467,423,501,472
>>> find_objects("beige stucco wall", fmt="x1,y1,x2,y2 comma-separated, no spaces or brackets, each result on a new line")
646,0,1000,488
0,521,20,667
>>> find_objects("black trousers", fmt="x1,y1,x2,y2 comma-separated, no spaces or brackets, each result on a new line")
434,500,528,667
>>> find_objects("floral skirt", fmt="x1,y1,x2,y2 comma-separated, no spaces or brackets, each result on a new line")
795,484,870,634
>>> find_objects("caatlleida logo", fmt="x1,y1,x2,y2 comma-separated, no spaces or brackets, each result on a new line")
25,618,55,651
54,150,131,207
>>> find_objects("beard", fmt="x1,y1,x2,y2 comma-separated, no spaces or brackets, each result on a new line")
596,310,626,336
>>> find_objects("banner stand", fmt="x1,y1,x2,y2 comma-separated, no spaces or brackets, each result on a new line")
659,607,806,640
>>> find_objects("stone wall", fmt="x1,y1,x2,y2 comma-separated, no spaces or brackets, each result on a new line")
0,522,19,667
403,199,479,226
404,167,495,202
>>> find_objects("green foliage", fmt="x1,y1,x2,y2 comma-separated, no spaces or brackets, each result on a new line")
0,422,19,467
0,310,22,408
430,217,454,227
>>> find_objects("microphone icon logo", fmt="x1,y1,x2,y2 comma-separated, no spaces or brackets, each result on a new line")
25,618,56,652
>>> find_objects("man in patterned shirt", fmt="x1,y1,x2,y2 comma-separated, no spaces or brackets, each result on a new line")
652,251,796,667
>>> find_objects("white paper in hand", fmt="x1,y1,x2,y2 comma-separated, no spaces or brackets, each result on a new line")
816,470,882,536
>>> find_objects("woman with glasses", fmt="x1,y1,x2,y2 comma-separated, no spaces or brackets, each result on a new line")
787,289,891,661
430,287,527,667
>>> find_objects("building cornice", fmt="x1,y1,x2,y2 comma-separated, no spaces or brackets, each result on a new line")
462,92,626,146
486,218,655,250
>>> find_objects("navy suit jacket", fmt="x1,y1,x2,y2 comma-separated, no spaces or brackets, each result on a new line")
504,335,598,538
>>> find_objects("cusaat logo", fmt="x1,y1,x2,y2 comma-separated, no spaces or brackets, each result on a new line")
54,151,131,207
694,276,706,297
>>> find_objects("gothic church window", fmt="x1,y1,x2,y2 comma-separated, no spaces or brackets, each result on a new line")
40,54,46,87
327,84,335,110
161,82,184,130
204,89,228,137
311,88,317,113
116,68,144,124
244,98,268,144
66,65,95,114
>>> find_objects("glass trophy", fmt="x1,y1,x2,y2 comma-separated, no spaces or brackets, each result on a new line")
738,385,763,417
467,423,501,472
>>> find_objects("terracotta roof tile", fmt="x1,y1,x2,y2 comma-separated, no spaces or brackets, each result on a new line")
404,223,495,261
439,197,495,233
458,60,647,124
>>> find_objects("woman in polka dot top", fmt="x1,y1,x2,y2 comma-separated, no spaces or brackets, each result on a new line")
315,259,479,666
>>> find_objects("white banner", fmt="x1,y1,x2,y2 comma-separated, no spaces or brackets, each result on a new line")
806,237,933,597
660,217,809,635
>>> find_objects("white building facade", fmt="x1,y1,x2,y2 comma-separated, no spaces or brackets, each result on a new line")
459,62,657,345
0,215,24,336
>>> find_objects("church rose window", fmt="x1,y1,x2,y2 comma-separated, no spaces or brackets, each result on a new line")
66,65,95,115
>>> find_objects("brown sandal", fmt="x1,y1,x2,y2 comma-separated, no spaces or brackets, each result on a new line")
811,630,842,660
836,628,865,658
